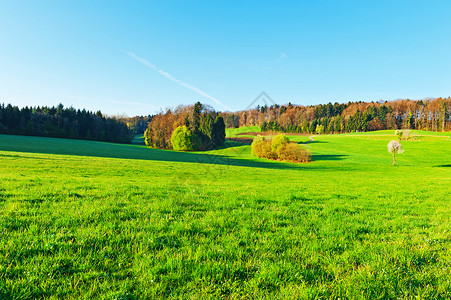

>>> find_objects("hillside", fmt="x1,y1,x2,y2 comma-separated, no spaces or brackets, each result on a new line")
0,131,450,298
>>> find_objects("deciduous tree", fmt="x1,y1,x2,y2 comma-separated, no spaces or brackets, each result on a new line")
387,140,404,166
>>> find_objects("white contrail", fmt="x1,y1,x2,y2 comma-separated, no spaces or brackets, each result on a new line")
124,51,231,111
125,52,158,70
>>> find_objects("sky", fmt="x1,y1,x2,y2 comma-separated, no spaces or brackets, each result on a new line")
1,1,450,116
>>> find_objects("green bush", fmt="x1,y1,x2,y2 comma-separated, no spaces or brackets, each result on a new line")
315,124,325,134
251,136,274,159
271,134,289,152
251,134,310,163
277,143,310,163
251,135,265,155
259,141,275,159
171,126,194,151
144,128,152,147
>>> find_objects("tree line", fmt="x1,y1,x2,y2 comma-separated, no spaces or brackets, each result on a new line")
2,97,448,146
124,115,154,135
221,97,451,133
144,102,226,150
0,103,134,143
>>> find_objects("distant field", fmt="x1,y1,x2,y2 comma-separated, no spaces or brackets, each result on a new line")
225,126,311,144
225,126,261,138
0,130,450,299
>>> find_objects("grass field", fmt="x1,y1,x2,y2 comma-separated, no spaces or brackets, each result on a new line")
0,130,450,299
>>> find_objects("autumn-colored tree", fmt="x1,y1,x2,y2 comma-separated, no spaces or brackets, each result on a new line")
145,103,226,151
243,97,450,135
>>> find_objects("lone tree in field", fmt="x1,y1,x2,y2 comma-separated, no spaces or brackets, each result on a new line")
387,140,404,166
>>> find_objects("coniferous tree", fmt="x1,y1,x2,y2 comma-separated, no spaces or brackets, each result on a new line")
212,116,226,147
0,103,133,143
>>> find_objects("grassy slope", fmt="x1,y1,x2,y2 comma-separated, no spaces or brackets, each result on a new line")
225,126,261,138
0,131,450,299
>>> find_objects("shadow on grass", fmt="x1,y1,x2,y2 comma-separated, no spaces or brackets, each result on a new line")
220,140,250,148
311,154,347,161
306,140,329,144
0,134,318,170
132,135,146,145
225,138,252,145
434,164,451,167
296,139,329,145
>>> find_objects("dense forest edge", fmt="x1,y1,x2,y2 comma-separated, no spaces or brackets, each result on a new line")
221,97,451,134
1,97,450,146
0,103,152,144
144,102,226,151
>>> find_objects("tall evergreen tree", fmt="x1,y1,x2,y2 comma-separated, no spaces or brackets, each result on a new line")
212,116,226,147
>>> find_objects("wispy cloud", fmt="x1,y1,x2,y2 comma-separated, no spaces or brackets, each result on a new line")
125,52,158,71
124,51,231,111
279,52,287,60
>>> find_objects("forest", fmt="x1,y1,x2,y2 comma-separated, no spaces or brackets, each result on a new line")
1,97,449,146
0,103,134,143
124,115,154,135
222,97,451,134
144,102,226,150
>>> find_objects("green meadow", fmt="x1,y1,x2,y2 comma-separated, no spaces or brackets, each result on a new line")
0,130,450,299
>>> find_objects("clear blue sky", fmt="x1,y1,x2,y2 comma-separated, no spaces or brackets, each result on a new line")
1,1,450,116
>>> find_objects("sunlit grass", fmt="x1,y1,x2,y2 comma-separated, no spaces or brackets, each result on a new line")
0,131,450,298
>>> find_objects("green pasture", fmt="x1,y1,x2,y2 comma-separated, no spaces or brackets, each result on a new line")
224,126,261,138
0,130,450,299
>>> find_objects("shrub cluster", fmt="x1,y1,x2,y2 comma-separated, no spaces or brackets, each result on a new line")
395,129,415,141
144,102,226,151
251,134,310,163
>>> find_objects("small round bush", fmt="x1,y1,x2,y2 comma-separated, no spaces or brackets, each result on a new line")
171,126,194,151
